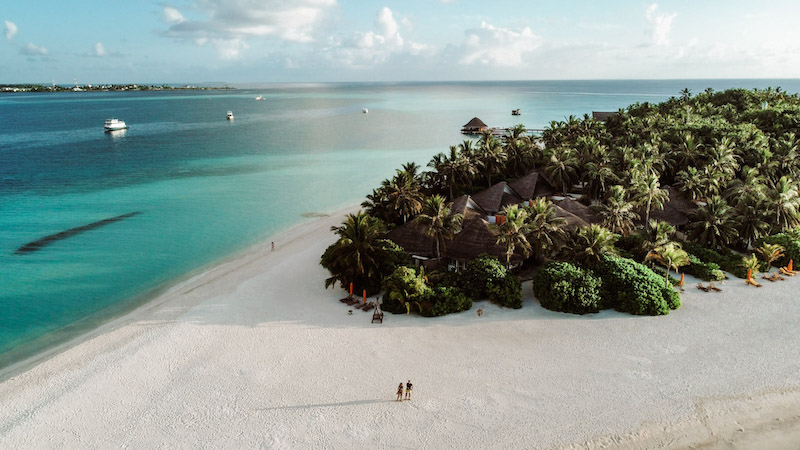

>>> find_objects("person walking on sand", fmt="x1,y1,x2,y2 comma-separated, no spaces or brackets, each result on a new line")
405,380,413,400
396,383,404,401
271,241,275,251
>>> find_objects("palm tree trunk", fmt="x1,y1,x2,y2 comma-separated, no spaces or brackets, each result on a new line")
646,198,652,227
664,265,670,287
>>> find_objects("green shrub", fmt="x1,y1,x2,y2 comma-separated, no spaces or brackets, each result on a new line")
592,255,681,316
488,274,523,309
683,254,726,281
681,242,747,278
380,266,431,314
532,262,603,314
461,254,508,299
760,233,800,267
424,286,473,316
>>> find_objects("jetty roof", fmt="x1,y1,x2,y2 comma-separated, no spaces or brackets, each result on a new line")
462,117,488,129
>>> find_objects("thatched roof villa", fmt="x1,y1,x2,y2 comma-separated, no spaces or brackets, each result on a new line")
461,117,488,134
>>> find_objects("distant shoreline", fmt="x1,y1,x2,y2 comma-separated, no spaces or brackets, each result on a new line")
0,84,235,93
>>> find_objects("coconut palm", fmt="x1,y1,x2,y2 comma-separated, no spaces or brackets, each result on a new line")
676,166,705,202
646,242,690,287
475,131,507,186
634,172,669,227
525,198,567,260
428,146,473,200
568,224,618,266
641,220,676,259
490,204,532,267
686,195,739,250
734,195,771,250
543,147,579,194
384,170,424,223
769,176,800,231
597,185,640,236
756,242,785,275
413,195,463,260
323,211,387,290
741,253,761,279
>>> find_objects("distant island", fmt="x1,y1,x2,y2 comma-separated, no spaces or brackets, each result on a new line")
0,83,234,93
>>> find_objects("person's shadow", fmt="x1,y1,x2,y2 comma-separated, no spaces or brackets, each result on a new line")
258,399,395,411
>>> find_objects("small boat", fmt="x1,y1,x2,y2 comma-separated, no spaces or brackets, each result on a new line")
511,109,521,116
104,118,128,131
255,96,264,101
226,111,234,120
362,107,369,114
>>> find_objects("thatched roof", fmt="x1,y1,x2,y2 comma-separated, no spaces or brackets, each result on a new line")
508,171,539,200
462,117,487,129
386,221,436,257
471,182,515,215
553,205,589,230
444,215,524,264
533,171,557,198
648,205,689,228
557,198,599,224
450,194,487,216
592,111,616,122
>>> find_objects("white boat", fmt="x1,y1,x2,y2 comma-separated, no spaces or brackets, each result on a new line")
226,111,234,120
255,95,264,101
104,118,128,131
362,107,369,114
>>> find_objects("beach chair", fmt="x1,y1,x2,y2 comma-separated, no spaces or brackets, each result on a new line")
697,283,710,292
363,303,375,312
780,267,797,276
708,283,722,292
372,308,384,323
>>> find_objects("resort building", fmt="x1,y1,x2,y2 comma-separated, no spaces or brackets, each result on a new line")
461,117,489,134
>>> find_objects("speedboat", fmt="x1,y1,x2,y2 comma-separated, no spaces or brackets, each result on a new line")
255,95,264,100
362,107,369,114
104,118,128,131
226,111,234,120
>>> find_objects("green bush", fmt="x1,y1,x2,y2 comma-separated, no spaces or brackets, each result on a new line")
592,255,681,316
681,242,746,278
683,254,726,281
760,232,800,267
424,286,472,317
461,254,508,299
532,262,603,314
488,273,523,309
380,266,431,314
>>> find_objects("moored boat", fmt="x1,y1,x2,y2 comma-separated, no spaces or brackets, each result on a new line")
226,111,234,120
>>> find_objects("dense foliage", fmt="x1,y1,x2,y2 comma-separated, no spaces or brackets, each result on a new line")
760,230,800,267
592,255,681,316
424,286,473,317
532,262,603,314
461,254,510,300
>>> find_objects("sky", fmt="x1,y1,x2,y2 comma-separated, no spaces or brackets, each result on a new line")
2,1,800,84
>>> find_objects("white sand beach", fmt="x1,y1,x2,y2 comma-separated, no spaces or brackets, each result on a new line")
1,206,799,449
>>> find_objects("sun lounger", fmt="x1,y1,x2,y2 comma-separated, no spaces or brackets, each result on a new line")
708,283,722,292
780,267,797,276
697,283,710,292
363,304,375,312
745,277,762,287
372,309,384,323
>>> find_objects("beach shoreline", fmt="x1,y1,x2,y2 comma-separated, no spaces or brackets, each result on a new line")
1,206,799,448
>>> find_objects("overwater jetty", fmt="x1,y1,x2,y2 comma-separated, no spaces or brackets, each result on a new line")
15,212,142,255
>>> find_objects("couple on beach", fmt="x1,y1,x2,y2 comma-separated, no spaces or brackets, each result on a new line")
396,380,412,401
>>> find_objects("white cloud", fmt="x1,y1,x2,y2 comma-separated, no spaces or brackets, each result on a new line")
20,42,48,56
4,20,18,41
646,3,676,46
459,21,541,67
94,42,107,56
162,7,186,25
324,7,430,68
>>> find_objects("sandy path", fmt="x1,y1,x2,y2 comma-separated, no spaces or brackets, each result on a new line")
1,207,799,449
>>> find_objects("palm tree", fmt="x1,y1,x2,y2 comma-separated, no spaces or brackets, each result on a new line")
734,195,771,249
641,220,676,259
583,152,619,200
686,195,739,250
756,242,785,275
597,185,640,236
476,131,507,186
413,195,463,260
676,166,704,202
384,170,424,223
543,147,579,194
769,176,800,231
525,198,567,260
646,242,690,287
428,146,473,200
569,224,618,266
323,211,387,290
634,172,669,227
490,204,532,267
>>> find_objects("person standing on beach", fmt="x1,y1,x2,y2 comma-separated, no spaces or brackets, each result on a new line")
396,383,404,401
271,241,275,251
405,380,412,400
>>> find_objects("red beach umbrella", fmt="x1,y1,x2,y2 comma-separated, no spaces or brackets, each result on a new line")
363,290,367,303
350,282,353,295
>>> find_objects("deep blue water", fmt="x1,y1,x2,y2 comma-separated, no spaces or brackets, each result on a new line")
2,79,799,367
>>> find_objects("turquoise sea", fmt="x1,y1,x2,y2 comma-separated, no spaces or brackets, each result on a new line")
2,80,799,367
